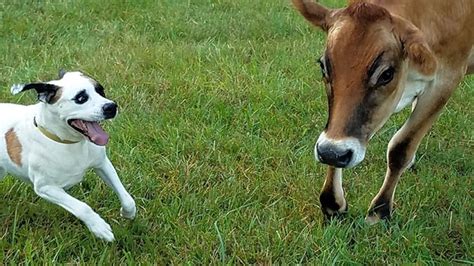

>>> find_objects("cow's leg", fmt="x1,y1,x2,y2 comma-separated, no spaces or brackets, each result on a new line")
466,52,474,74
320,167,347,218
366,72,462,224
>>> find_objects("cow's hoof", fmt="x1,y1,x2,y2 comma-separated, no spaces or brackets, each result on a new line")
366,199,392,225
365,213,383,225
320,191,347,219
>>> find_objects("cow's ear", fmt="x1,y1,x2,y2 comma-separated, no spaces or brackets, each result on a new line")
11,82,61,103
395,16,437,76
292,0,335,32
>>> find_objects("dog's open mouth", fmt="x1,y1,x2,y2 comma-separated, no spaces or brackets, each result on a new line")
68,119,109,146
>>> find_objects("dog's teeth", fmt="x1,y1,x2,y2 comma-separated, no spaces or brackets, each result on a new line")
10,84,25,95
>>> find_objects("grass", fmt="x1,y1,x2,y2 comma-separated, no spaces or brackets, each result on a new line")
0,0,472,264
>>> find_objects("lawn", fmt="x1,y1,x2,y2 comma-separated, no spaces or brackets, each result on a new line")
0,0,472,264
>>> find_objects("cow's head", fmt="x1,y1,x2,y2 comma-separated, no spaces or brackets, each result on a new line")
293,0,436,168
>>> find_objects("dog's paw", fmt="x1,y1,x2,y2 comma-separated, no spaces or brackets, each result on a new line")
120,200,136,219
87,216,115,242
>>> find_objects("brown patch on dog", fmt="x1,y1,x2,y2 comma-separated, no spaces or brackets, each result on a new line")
5,129,22,166
49,88,62,104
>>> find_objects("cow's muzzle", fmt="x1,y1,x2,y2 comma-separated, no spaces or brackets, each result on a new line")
316,143,353,168
315,132,367,168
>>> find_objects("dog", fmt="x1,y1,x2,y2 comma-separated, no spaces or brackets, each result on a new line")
0,70,136,241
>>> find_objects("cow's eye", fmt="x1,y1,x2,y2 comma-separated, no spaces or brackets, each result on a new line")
377,67,395,86
317,58,327,78
73,90,89,104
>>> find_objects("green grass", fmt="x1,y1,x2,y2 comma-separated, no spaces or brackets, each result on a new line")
0,0,472,264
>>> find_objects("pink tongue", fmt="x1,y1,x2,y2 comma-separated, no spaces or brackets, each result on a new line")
69,119,110,146
84,121,109,146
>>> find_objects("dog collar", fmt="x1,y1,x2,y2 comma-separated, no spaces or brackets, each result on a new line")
34,117,80,144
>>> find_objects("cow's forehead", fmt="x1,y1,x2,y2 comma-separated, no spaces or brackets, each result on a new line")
325,18,400,76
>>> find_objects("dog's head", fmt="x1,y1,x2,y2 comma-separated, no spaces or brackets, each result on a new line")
11,70,117,146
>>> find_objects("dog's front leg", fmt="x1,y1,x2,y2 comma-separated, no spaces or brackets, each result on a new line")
320,167,347,218
94,158,136,219
33,184,114,241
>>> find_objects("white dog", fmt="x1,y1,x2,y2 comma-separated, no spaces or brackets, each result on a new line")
0,70,136,241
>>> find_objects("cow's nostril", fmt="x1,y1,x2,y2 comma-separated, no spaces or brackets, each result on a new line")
338,149,353,166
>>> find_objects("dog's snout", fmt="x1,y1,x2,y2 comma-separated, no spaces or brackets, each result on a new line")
103,102,118,119
316,143,353,168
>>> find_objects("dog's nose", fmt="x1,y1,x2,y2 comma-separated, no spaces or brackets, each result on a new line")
316,143,353,168
103,102,118,119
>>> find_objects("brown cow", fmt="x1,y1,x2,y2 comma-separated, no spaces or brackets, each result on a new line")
292,0,473,223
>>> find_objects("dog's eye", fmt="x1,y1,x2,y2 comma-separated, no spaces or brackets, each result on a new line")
73,91,89,104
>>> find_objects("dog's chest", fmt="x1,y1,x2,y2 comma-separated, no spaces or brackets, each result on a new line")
30,142,104,188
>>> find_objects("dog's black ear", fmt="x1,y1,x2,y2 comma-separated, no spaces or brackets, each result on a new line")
11,82,60,103
58,69,67,79
94,83,106,97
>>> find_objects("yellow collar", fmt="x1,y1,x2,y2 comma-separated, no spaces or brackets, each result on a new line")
34,118,80,144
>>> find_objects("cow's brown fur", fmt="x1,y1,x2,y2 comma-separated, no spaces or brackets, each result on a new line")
344,2,389,23
293,0,473,222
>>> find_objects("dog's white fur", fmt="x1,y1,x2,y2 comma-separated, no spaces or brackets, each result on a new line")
0,71,135,242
